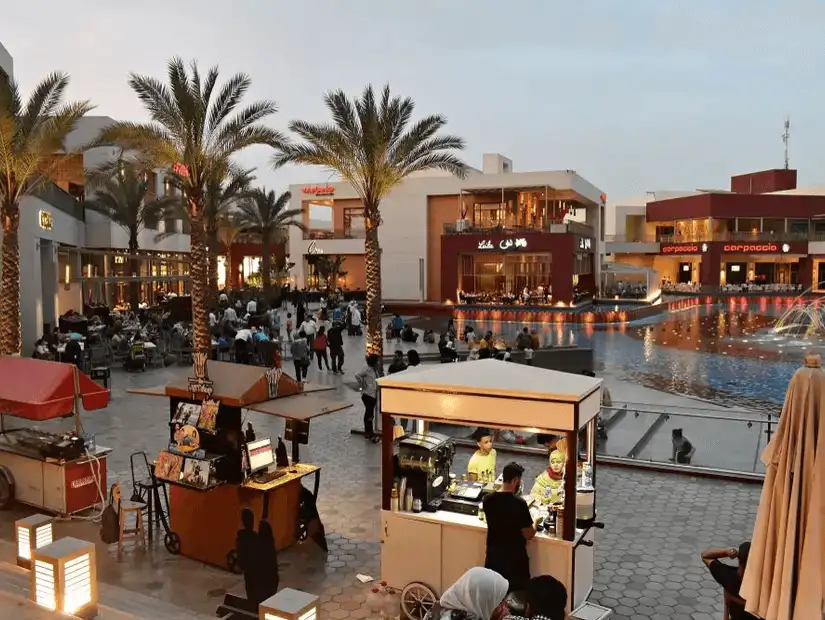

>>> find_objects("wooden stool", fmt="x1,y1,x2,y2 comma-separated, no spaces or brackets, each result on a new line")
113,484,145,554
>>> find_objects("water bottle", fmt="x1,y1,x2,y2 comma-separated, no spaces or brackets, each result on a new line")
543,484,552,505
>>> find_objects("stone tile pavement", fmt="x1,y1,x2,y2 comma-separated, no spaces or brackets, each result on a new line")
0,326,763,619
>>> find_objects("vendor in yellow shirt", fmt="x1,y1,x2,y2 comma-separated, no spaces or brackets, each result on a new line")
467,427,497,483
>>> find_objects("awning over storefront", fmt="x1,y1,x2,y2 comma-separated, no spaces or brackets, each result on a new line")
0,357,110,421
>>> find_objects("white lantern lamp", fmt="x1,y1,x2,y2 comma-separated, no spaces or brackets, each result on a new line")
31,537,98,619
15,514,53,569
259,588,319,620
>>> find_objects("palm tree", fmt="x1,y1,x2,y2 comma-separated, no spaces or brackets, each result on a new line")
0,71,94,355
203,163,254,302
85,158,180,311
216,211,245,290
101,57,285,351
235,188,303,296
272,84,467,357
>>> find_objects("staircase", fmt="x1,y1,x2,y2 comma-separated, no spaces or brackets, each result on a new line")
0,561,211,620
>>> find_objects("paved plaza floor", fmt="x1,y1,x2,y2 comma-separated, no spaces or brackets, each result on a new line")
0,323,763,620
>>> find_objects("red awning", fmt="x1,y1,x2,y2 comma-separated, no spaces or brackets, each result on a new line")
0,357,110,421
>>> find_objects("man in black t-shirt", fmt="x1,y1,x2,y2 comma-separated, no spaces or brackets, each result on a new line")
701,542,758,620
482,461,537,592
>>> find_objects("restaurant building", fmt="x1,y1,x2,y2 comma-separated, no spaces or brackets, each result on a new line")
287,154,606,305
605,168,825,291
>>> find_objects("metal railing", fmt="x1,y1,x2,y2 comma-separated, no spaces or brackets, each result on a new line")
595,401,775,480
303,228,365,240
33,182,85,222
443,221,595,237
659,231,809,243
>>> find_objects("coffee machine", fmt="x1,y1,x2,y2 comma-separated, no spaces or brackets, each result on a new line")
396,432,455,506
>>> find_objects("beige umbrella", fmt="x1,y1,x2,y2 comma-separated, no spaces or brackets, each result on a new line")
740,354,825,620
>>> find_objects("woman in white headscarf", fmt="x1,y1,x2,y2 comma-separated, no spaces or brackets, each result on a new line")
430,567,510,620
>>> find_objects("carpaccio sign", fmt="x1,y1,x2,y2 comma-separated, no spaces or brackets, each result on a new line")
661,243,704,254
722,243,788,253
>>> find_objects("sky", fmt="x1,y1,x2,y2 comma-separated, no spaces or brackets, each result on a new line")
3,0,825,200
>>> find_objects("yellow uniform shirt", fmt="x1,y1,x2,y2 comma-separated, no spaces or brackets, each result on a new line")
468,449,497,483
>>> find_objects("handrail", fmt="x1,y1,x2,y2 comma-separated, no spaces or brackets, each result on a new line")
603,402,775,423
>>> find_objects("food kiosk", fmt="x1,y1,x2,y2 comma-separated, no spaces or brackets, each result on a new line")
377,359,608,619
130,355,351,571
0,357,111,515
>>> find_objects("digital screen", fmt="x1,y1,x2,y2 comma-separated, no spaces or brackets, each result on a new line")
247,437,274,473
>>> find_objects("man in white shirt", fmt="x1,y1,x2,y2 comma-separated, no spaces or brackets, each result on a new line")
223,306,238,323
209,312,217,328
235,328,252,342
234,328,253,364
350,305,362,333
246,298,257,315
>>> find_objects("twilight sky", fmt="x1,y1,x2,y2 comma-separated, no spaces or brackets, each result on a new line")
3,0,825,199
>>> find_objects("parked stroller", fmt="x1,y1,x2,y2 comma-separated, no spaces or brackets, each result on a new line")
124,341,147,372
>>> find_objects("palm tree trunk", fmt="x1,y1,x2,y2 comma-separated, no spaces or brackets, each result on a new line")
261,232,272,296
0,199,22,355
188,208,211,352
207,227,219,305
128,234,140,312
226,242,234,290
364,218,383,358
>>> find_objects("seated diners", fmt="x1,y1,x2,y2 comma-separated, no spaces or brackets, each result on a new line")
429,567,510,620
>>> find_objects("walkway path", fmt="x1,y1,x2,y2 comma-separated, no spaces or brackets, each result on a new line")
0,322,763,620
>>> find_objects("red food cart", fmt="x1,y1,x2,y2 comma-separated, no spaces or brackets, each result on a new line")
0,357,111,515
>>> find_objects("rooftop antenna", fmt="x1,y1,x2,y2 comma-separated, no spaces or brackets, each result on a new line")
782,117,791,170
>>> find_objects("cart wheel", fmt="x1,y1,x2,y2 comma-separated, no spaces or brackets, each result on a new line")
0,466,14,510
226,549,241,574
401,582,437,620
164,532,181,554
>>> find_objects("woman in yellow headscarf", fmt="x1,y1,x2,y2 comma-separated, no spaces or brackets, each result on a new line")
531,446,567,504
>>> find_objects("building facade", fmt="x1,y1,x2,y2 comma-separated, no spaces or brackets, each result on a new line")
605,168,825,291
288,154,606,304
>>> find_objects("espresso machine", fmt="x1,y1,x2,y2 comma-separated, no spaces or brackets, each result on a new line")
396,432,455,509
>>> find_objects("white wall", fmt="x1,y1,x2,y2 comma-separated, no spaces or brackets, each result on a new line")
0,41,13,77
18,195,85,350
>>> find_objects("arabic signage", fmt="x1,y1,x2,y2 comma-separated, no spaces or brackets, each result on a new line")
307,241,324,255
723,243,789,254
477,237,528,251
661,243,707,254
302,184,334,195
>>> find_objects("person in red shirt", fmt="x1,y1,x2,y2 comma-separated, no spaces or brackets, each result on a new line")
313,326,330,371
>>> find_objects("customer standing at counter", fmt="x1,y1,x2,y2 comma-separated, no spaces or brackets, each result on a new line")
482,462,536,592
467,428,497,483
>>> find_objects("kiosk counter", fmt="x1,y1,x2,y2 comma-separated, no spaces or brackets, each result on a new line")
376,359,609,619
0,357,111,516
130,359,351,571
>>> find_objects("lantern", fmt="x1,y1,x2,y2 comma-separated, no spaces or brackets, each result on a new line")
15,514,53,569
30,537,98,619
259,588,319,620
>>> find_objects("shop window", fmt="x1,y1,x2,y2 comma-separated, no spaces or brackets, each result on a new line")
308,203,333,230
655,225,675,241
737,218,761,234
726,263,746,285
813,221,825,239
788,219,810,236
459,253,551,295
472,203,509,229
762,218,784,236
343,208,365,237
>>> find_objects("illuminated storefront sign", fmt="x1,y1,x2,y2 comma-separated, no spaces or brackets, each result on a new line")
302,185,334,196
477,237,527,251
307,242,324,255
579,238,592,250
661,243,706,254
723,243,789,253
39,210,53,231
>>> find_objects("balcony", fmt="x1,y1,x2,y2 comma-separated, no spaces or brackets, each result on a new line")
659,231,811,243
33,182,85,222
303,228,365,240
443,221,595,237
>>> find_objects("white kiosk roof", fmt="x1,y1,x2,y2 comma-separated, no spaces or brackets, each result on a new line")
378,359,602,431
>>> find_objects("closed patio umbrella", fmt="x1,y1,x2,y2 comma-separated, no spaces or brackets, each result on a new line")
740,354,825,620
